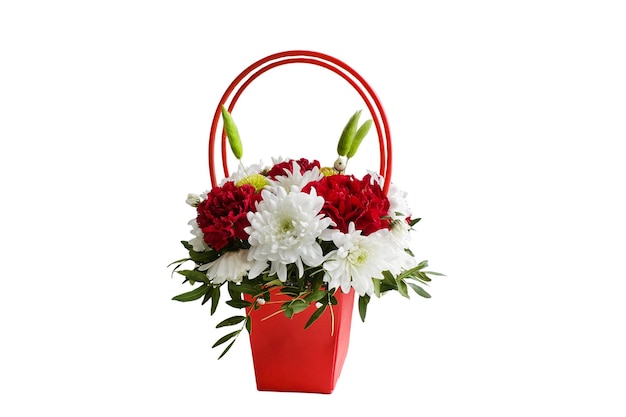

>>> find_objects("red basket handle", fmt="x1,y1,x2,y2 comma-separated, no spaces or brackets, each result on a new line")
208,50,393,194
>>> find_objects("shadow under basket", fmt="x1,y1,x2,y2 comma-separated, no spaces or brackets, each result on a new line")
246,288,355,394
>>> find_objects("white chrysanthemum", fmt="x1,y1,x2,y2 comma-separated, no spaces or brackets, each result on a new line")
323,223,400,297
220,160,265,185
198,249,253,284
387,222,419,274
245,187,333,282
367,170,412,220
387,181,412,220
188,218,208,252
390,218,413,247
268,160,323,193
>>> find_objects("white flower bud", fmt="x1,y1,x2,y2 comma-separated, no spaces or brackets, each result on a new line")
334,156,347,173
185,193,201,207
257,298,266,306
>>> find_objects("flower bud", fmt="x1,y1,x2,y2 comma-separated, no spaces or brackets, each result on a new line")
185,193,201,207
257,298,266,306
334,156,347,173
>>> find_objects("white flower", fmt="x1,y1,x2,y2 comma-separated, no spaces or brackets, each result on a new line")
387,181,412,220
268,160,323,193
198,249,253,284
220,160,265,185
188,219,208,252
185,193,202,207
323,223,399,297
389,218,413,248
245,187,333,282
367,170,412,220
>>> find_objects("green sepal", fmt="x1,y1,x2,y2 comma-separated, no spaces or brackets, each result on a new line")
409,217,421,227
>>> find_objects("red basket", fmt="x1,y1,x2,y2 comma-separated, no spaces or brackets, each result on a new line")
208,50,393,394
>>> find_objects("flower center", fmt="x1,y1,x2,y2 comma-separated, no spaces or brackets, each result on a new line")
348,247,368,266
278,218,296,236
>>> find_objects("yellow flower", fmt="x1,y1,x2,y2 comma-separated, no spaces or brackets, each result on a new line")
236,174,269,191
320,167,339,177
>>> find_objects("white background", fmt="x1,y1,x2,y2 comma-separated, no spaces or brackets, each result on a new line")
1,1,625,415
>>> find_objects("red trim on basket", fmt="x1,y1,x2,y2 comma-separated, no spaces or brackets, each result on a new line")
208,50,393,194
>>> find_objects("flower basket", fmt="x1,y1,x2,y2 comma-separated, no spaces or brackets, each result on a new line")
170,50,442,394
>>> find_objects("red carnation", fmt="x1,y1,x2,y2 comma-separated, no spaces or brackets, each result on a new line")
303,174,391,235
196,182,260,251
266,158,321,179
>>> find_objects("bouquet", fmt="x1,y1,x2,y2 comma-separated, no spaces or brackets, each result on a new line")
170,107,442,358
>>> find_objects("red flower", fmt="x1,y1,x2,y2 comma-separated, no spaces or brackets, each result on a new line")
266,158,321,179
303,174,391,235
196,182,260,251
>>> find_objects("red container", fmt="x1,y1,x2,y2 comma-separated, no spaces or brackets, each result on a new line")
246,288,355,394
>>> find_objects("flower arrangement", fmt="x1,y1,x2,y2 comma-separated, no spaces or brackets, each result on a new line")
170,107,442,358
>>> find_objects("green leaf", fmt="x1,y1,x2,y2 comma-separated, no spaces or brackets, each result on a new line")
228,281,242,301
226,299,252,309
177,269,209,284
280,286,300,297
172,285,209,302
283,306,294,319
423,271,446,277
346,119,372,158
290,299,310,315
303,290,327,304
229,282,261,295
201,287,213,306
329,295,338,306
337,110,361,156
397,278,410,299
189,249,219,264
167,257,189,268
245,316,252,334
216,316,246,328
372,278,381,298
304,304,327,329
358,294,370,322
210,286,220,315
212,330,240,348
382,270,396,287
407,282,431,298
221,105,243,159
217,339,236,360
